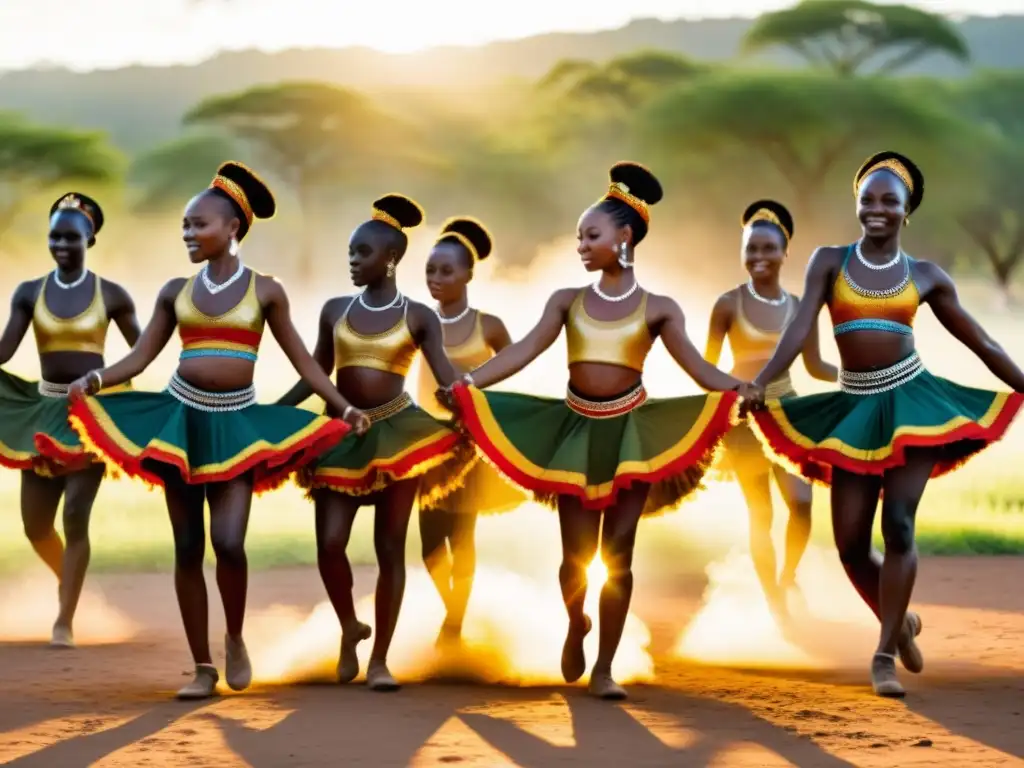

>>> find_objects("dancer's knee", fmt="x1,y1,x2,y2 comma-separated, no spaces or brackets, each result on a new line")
211,529,246,569
881,506,916,556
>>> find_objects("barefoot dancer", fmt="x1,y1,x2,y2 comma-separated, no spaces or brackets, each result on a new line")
67,162,368,699
278,195,470,691
0,193,140,648
417,216,525,646
747,152,1024,697
704,201,837,618
445,163,756,699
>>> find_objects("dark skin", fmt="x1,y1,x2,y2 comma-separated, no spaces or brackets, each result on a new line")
278,220,459,679
422,240,513,643
0,208,140,640
749,170,1024,672
446,206,757,692
705,224,837,618
67,192,368,669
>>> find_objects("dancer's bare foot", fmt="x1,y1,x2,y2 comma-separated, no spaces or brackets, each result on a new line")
50,621,74,649
176,664,220,700
897,611,924,674
225,634,252,691
337,621,372,684
561,615,592,684
588,668,627,700
870,653,905,698
366,660,399,692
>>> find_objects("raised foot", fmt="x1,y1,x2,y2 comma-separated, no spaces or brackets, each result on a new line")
871,653,905,698
50,622,75,649
225,634,252,691
588,669,627,700
176,664,220,700
366,660,400,692
897,611,924,674
561,615,593,684
338,621,372,684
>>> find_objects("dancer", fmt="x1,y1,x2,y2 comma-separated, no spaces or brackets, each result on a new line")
67,162,368,699
746,151,1024,696
417,216,525,647
704,200,836,618
278,194,469,691
445,162,757,699
0,193,140,647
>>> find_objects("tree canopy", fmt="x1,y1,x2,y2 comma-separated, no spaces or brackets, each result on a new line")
128,133,240,213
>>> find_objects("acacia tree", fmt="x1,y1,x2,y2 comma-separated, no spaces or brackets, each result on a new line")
640,72,962,219
742,0,969,76
0,113,120,246
184,82,415,279
128,133,240,213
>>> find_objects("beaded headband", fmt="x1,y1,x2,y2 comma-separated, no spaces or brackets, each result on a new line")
603,182,650,224
55,194,94,227
437,231,479,262
210,175,253,225
745,208,790,241
371,208,402,230
856,158,914,196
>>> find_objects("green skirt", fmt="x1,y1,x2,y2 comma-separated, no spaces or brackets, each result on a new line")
751,365,1023,485
452,382,738,516
69,387,348,492
0,368,117,476
299,396,475,507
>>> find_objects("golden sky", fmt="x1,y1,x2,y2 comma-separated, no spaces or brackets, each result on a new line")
0,0,1017,71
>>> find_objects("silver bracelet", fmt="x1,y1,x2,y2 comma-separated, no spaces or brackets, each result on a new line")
461,373,475,387
89,370,103,392
343,405,354,421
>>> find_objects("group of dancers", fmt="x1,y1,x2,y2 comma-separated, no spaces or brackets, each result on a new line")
1,152,1021,702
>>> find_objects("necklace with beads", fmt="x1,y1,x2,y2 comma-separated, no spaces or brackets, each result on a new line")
855,241,903,271
436,305,471,324
592,279,639,303
52,268,89,290
358,289,404,312
746,280,788,307
201,260,245,295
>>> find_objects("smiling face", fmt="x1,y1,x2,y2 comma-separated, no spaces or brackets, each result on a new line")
425,240,472,304
182,192,238,264
857,170,909,239
48,210,93,271
576,206,626,272
742,223,787,282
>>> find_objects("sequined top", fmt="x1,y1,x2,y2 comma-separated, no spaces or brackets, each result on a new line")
334,298,419,376
727,289,795,397
418,311,494,418
174,271,264,362
565,289,653,373
33,274,109,355
829,245,919,337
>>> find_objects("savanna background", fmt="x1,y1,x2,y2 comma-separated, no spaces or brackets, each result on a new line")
2,2,1024,765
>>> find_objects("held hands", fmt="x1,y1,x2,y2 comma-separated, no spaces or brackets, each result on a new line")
341,405,371,436
67,370,103,403
736,381,765,416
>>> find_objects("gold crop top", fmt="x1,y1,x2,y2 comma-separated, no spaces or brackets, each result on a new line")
417,312,494,418
728,291,795,365
334,298,419,376
829,246,919,337
174,271,265,363
33,273,109,355
565,289,653,373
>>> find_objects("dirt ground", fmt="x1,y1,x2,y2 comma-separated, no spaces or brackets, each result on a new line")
0,557,1022,767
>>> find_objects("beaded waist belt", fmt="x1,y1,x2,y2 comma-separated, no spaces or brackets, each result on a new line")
839,352,923,396
167,371,256,412
764,374,795,400
38,380,70,398
362,392,413,423
566,383,647,419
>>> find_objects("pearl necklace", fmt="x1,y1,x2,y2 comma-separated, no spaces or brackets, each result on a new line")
855,241,903,271
746,280,788,307
592,279,639,303
201,260,245,295
436,305,471,324
358,289,404,312
52,268,89,290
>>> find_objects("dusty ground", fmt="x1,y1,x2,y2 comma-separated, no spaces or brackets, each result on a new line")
0,557,1022,767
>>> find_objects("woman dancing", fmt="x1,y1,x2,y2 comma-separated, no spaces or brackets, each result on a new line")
67,162,368,699
747,151,1024,696
0,193,140,648
417,216,525,647
704,201,836,619
445,162,756,699
278,195,468,691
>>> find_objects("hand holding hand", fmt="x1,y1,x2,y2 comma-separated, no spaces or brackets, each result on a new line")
342,406,371,436
68,370,102,403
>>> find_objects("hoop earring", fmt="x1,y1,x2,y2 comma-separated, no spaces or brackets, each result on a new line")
617,242,632,269
229,237,239,257
386,260,396,278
